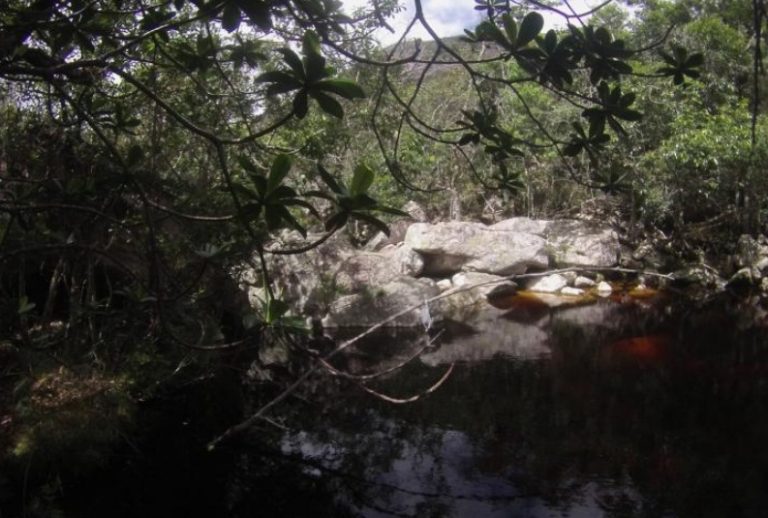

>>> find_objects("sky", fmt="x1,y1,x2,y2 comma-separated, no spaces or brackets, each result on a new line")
339,0,604,45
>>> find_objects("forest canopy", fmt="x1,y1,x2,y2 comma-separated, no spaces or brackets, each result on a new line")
1,0,767,466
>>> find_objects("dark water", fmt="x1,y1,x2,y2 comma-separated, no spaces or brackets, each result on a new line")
9,289,768,518
269,290,768,518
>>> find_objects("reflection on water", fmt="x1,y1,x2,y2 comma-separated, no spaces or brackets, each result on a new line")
22,291,768,517
269,291,768,518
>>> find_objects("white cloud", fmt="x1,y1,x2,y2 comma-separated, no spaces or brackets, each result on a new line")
339,0,607,45
341,0,483,45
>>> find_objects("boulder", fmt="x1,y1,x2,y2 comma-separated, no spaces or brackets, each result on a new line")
333,252,402,293
451,271,507,296
393,245,424,276
242,230,354,315
322,277,440,327
545,220,620,268
401,200,428,222
728,267,761,287
364,200,427,251
574,276,596,288
596,281,613,296
491,217,549,235
671,266,726,290
527,273,568,293
404,222,548,276
735,234,762,269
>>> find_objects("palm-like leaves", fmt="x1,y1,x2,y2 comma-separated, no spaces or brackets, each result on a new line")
237,154,319,237
256,31,366,119
308,164,409,236
657,45,705,85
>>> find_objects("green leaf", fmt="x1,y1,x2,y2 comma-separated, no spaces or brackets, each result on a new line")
302,30,323,58
248,174,267,196
283,198,321,218
265,204,282,230
345,193,377,209
265,297,289,324
349,164,374,195
277,48,305,79
276,205,306,237
239,0,271,29
517,12,543,48
687,53,704,67
302,31,326,81
238,155,259,172
270,185,298,199
501,14,517,46
304,54,327,82
373,205,411,217
310,90,344,118
17,296,36,315
314,79,365,99
221,2,241,32
325,212,348,231
317,164,344,194
255,70,302,89
266,82,301,96
268,154,291,193
293,90,309,118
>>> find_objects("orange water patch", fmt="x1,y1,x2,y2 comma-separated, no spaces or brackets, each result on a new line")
627,286,659,299
611,334,671,363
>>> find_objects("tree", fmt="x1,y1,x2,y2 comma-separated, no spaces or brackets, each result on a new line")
1,0,709,453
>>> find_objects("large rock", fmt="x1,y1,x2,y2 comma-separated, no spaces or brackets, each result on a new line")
365,200,427,251
490,217,549,235
239,231,354,315
333,252,402,293
392,245,425,276
404,222,548,276
322,277,440,327
734,234,768,275
527,273,568,293
545,220,620,267
403,218,619,276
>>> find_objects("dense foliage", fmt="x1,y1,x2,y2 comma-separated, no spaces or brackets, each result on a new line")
0,0,766,511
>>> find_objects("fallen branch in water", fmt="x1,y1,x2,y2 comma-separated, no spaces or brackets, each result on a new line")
355,363,455,404
319,330,444,381
207,265,666,450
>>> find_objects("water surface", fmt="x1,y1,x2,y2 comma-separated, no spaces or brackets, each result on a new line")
271,290,768,518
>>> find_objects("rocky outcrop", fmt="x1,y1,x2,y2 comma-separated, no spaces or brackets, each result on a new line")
404,221,549,276
527,273,569,293
545,219,620,267
322,277,440,327
242,216,624,327
727,234,768,288
403,217,620,277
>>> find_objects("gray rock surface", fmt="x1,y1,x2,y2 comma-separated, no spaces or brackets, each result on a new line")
405,221,548,276
527,273,568,293
545,220,620,268
322,277,439,327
